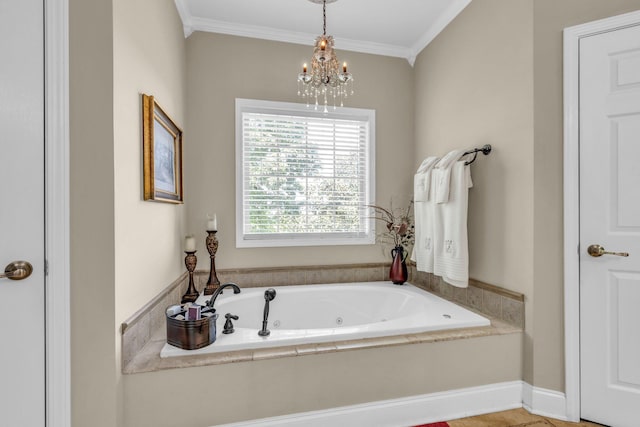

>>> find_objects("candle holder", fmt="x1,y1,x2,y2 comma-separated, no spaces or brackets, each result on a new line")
181,251,200,304
203,230,220,295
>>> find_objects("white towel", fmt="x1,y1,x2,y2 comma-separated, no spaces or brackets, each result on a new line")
411,157,440,271
433,157,473,287
432,149,466,204
413,157,439,202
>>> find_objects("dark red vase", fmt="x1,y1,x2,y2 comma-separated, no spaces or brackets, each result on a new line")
389,245,408,285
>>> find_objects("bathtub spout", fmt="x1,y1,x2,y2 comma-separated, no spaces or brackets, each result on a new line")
205,283,241,310
258,288,276,337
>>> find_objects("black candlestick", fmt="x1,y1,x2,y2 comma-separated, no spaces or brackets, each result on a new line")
181,251,199,303
203,230,220,295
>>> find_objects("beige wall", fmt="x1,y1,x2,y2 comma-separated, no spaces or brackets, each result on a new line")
71,0,187,425
413,0,536,382
112,0,188,423
113,0,186,333
70,0,118,425
183,32,415,268
414,0,535,304
70,1,640,426
415,0,640,392
124,334,522,427
531,0,640,392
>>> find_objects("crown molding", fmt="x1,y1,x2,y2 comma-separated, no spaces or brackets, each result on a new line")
409,0,472,62
186,16,414,61
174,0,194,37
174,0,470,65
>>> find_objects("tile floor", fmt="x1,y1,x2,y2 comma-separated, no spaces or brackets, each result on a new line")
445,408,606,427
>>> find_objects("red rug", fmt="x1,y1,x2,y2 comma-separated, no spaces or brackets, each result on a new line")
414,423,449,427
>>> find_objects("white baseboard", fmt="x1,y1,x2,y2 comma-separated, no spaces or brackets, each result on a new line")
522,383,568,421
213,381,567,427
213,381,524,427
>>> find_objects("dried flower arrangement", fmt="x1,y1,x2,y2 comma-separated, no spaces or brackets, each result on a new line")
367,199,415,252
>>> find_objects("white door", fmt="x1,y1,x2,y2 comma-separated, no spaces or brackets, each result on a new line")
580,23,640,427
0,0,46,424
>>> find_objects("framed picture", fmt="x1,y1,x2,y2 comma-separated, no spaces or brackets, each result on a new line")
142,94,183,203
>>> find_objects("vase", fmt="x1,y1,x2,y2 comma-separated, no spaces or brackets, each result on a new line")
389,245,408,285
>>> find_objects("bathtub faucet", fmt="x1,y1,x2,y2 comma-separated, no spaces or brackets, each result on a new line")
205,282,241,311
258,288,276,337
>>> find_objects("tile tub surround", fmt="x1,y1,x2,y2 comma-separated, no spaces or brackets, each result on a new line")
121,263,524,373
409,266,525,329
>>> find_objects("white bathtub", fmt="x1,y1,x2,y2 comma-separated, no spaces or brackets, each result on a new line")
160,281,490,358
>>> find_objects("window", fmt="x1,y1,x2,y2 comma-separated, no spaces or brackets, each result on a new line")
236,99,375,248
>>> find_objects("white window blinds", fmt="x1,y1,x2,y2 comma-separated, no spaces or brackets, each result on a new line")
236,99,375,248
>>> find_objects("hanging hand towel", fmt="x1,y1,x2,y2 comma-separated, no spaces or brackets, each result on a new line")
432,149,466,204
413,157,439,202
433,155,473,287
411,157,440,272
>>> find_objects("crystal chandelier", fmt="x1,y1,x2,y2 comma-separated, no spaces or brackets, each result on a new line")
297,0,353,111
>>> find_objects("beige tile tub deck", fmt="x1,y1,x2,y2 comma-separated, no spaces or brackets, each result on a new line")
123,314,520,374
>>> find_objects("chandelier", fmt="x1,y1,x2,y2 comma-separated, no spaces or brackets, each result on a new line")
297,0,353,110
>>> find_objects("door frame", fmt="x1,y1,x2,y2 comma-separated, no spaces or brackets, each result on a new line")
563,9,640,423
45,0,70,425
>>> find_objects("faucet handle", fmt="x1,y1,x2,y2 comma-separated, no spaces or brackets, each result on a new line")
223,313,239,334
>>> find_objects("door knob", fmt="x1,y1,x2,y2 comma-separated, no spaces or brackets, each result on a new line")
587,244,629,258
0,261,33,280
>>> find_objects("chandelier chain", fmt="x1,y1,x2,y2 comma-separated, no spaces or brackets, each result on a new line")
323,0,326,36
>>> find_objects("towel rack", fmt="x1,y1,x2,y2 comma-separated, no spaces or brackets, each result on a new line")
463,144,492,165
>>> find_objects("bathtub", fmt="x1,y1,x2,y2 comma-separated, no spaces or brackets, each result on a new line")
160,281,490,358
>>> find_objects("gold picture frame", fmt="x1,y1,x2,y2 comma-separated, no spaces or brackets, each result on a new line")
142,94,183,203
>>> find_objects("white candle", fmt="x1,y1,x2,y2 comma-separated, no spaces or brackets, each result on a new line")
206,213,217,231
184,235,196,252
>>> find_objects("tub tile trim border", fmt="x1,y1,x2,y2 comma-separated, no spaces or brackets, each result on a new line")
123,317,520,374
121,263,525,373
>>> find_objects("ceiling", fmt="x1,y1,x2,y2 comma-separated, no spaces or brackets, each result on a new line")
174,0,472,65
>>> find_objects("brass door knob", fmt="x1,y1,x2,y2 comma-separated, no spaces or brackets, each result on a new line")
0,261,33,280
587,244,629,258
